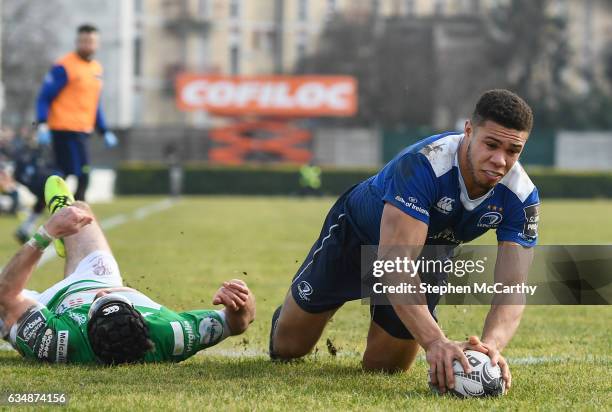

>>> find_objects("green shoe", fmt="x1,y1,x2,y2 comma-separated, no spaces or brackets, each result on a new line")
44,176,75,258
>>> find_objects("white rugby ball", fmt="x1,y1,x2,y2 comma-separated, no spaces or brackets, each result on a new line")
428,350,505,398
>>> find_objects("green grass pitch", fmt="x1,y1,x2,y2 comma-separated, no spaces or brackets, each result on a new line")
0,197,610,410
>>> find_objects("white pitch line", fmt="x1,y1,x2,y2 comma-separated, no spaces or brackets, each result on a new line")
3,338,606,366
196,349,609,365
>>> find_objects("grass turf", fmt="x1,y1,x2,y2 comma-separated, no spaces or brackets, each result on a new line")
0,197,610,411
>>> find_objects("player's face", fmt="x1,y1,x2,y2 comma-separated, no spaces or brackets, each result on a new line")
463,120,529,196
76,32,99,60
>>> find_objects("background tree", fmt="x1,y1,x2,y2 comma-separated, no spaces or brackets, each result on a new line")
1,0,63,128
297,0,577,130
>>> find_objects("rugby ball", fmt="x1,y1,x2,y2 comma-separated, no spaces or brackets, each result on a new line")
428,350,505,398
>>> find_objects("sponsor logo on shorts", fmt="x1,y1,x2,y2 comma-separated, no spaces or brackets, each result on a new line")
435,197,455,214
395,195,430,217
520,203,539,240
477,211,503,228
297,281,313,301
17,310,47,350
92,257,112,277
56,330,69,363
199,317,223,346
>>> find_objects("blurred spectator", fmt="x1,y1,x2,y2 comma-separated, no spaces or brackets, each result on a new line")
35,24,118,201
299,163,322,196
12,129,62,243
0,161,19,216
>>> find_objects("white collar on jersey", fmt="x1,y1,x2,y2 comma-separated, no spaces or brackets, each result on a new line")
455,141,494,211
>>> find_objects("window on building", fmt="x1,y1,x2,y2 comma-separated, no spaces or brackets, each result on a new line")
404,0,415,15
434,0,445,15
198,0,210,18
229,0,240,19
230,45,240,75
327,0,337,14
470,0,481,12
134,37,142,77
298,0,308,21
297,43,307,61
253,31,260,50
371,0,380,16
134,0,143,14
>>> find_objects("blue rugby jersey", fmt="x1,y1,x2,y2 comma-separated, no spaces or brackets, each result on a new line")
346,132,540,247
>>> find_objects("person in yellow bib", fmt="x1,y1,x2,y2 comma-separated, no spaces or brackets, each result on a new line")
35,24,118,201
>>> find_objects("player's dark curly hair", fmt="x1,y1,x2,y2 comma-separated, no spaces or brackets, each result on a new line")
472,89,533,132
87,302,154,365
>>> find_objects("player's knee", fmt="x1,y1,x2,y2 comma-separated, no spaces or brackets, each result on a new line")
272,333,313,360
361,354,413,374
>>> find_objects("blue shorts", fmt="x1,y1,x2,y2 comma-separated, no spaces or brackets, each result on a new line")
290,187,441,340
51,131,90,177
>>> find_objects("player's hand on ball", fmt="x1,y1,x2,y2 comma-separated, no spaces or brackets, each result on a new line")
480,340,511,393
461,335,489,354
44,206,94,238
461,336,511,393
426,337,472,394
212,279,252,312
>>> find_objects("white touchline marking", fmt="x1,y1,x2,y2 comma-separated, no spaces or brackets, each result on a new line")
0,339,609,362
186,348,609,365
0,198,177,272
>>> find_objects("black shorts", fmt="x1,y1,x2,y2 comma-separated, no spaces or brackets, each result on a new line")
290,188,441,340
51,131,90,177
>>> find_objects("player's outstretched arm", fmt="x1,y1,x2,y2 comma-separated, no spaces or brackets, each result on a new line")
478,241,534,391
379,203,477,394
212,279,255,335
0,245,43,335
0,206,92,335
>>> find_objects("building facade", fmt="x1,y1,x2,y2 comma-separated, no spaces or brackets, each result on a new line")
4,0,608,128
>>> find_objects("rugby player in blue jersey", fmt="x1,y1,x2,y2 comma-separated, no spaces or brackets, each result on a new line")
269,89,539,394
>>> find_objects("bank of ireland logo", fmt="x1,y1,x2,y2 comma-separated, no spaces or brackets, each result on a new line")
297,281,313,301
435,197,455,214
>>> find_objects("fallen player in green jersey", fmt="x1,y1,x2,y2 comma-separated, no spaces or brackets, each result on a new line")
0,176,256,364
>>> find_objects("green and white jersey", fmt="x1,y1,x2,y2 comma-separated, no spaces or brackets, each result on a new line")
8,280,229,364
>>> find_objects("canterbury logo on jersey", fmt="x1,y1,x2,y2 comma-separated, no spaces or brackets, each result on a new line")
435,197,455,214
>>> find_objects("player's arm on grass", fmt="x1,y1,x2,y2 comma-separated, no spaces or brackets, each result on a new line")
379,203,486,393
0,206,92,337
212,279,255,335
0,244,43,336
478,241,534,391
